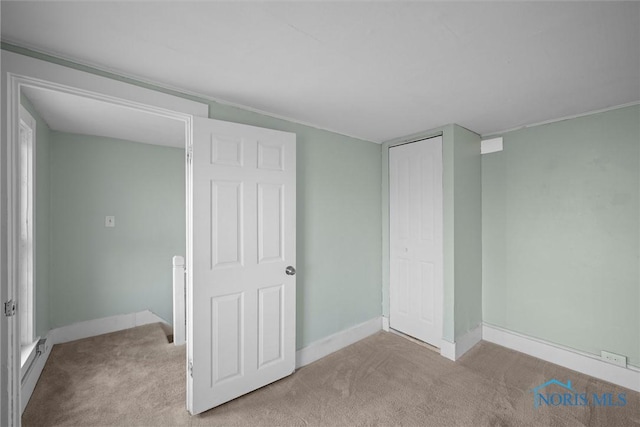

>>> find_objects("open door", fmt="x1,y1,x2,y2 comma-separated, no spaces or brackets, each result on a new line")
187,118,296,415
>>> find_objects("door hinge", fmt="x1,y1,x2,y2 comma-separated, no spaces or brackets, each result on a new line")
187,146,193,163
4,299,16,317
189,360,193,378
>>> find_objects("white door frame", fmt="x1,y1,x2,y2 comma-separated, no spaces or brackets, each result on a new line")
1,50,208,425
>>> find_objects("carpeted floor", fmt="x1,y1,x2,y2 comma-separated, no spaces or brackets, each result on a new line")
23,323,639,426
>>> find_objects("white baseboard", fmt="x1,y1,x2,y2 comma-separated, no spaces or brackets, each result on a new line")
21,331,54,414
439,324,483,361
296,317,382,368
382,316,390,332
455,324,483,359
440,340,455,361
50,310,169,345
482,323,640,392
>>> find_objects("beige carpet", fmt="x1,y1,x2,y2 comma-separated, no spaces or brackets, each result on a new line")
23,323,639,426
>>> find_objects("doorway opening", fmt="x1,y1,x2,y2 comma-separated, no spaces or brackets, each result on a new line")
3,63,202,423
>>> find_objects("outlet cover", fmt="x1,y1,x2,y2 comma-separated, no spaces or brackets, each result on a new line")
601,350,626,367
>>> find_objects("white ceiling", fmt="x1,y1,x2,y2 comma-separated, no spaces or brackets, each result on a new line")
3,2,639,143
21,86,185,148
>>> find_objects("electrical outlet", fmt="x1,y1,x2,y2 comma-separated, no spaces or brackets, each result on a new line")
601,350,626,367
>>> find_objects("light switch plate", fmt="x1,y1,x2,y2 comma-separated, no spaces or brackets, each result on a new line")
105,216,115,227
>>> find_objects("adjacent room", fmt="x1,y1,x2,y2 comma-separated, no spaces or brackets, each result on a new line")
1,2,638,426
19,85,186,335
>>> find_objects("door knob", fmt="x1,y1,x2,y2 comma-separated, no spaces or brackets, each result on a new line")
285,266,296,276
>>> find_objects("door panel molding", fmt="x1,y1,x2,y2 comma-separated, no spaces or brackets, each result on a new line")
189,118,296,415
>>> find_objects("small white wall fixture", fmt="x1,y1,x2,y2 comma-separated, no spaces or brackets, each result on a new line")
480,137,503,154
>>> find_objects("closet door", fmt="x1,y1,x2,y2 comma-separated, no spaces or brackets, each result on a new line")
389,137,443,347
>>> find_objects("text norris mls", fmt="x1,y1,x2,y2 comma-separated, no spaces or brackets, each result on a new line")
531,379,627,408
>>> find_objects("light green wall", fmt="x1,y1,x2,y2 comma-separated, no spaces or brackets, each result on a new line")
482,105,640,367
20,94,51,339
3,45,383,350
381,124,482,344
49,132,185,327
452,125,482,338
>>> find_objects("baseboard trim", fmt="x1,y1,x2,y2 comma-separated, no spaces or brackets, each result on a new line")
440,340,455,361
456,324,483,359
440,324,483,361
482,323,640,392
50,310,169,345
296,317,382,368
382,316,390,332
21,331,53,414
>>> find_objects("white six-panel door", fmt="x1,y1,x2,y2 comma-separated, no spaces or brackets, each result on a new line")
188,117,296,415
389,137,443,347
